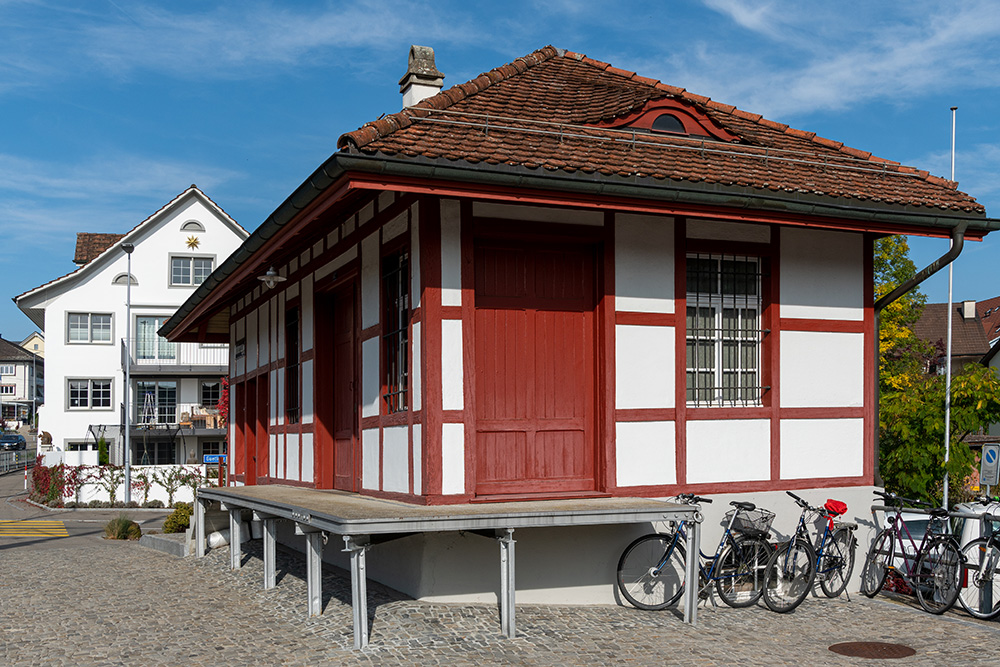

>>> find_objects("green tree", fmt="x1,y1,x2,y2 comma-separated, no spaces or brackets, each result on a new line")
875,236,931,392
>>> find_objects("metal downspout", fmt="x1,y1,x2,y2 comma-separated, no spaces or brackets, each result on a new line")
872,222,967,485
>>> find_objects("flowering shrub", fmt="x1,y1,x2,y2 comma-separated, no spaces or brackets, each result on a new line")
30,457,84,507
154,466,203,507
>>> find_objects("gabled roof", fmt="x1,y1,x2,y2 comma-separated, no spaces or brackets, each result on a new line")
0,337,41,363
74,233,125,265
913,303,991,358
14,185,248,326
161,46,1000,342
339,46,984,215
976,296,1000,345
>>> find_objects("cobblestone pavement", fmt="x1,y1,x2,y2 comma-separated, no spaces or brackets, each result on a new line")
4,530,1000,667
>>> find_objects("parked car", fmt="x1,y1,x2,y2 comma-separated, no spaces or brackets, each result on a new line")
0,434,27,450
952,500,1000,544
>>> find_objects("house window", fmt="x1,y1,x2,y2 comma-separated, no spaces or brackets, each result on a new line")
67,379,112,409
382,249,409,413
201,381,221,408
68,313,112,343
134,440,175,465
0,385,15,396
136,316,176,361
136,381,177,424
686,253,764,407
0,365,14,375
285,307,300,423
170,256,214,285
202,441,224,456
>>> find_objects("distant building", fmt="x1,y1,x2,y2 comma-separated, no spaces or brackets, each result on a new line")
912,300,991,375
14,186,248,462
0,336,43,424
19,332,44,358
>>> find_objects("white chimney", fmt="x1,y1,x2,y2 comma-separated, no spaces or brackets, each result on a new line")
399,45,444,107
963,300,976,319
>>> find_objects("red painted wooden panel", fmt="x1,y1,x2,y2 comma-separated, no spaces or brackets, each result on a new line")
244,378,257,485
333,287,357,491
256,374,269,482
233,381,246,479
474,241,597,495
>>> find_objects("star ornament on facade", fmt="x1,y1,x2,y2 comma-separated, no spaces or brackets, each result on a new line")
186,235,200,249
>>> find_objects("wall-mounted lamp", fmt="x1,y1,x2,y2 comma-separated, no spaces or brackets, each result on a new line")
258,267,287,290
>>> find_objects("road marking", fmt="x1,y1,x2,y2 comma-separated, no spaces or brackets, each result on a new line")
0,520,68,537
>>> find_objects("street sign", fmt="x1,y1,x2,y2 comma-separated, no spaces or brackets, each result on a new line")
981,444,1000,487
203,454,227,464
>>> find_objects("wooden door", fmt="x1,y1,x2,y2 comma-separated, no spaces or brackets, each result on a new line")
244,378,257,485
255,374,269,482
315,284,358,491
474,240,597,496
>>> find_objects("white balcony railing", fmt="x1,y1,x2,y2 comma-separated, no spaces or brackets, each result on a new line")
123,338,228,368
132,402,224,430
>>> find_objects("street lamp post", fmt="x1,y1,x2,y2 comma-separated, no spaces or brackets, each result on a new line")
122,242,134,505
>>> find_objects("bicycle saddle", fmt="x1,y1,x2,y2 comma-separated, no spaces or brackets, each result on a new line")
730,501,756,511
929,507,949,518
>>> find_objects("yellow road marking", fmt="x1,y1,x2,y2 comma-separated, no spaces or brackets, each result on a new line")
0,520,68,537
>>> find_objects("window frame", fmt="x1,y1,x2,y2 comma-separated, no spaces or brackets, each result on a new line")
0,384,15,396
684,250,770,408
66,378,114,411
285,304,301,424
66,312,114,345
201,380,221,408
135,380,178,424
0,365,14,376
168,254,216,287
381,245,410,414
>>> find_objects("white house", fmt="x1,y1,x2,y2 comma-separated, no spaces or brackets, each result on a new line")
15,186,248,464
0,336,43,425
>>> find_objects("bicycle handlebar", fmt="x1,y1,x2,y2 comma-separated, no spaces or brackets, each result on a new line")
675,492,713,505
873,490,931,508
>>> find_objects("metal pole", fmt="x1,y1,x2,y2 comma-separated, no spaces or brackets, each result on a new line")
122,243,134,504
943,106,957,510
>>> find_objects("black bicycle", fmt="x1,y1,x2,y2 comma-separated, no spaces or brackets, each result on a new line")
617,494,773,610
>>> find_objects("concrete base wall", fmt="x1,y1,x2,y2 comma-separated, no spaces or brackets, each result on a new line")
269,485,878,605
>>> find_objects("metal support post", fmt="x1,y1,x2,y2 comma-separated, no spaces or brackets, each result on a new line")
229,508,243,571
195,495,207,558
498,528,516,638
305,532,324,617
254,512,277,590
683,514,700,626
343,536,371,649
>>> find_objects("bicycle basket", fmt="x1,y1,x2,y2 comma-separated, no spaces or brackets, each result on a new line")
726,508,775,535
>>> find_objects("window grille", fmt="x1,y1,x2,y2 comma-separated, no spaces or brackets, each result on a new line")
382,250,409,413
686,253,765,407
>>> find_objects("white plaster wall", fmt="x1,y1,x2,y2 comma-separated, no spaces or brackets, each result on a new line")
286,432,300,482
257,304,269,365
362,428,379,490
614,213,673,313
441,423,465,495
615,325,673,409
686,419,770,484
412,423,422,495
361,232,380,329
472,201,604,226
781,331,864,408
412,322,422,411
301,274,314,350
276,430,284,479
441,319,464,410
301,359,314,424
383,211,408,243
270,434,278,478
616,421,676,486
780,227,864,321
301,432,314,485
382,425,409,493
780,418,864,479
687,219,770,243
441,201,462,307
246,309,258,373
361,338,379,418
314,246,357,282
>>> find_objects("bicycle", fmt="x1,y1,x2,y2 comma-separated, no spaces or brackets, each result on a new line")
761,491,857,613
617,493,774,610
957,497,1000,620
860,490,963,614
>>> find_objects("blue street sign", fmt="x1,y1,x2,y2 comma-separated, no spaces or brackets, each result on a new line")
203,454,227,464
981,444,1000,487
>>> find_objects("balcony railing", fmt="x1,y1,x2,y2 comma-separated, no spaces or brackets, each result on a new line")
122,338,228,368
132,403,224,430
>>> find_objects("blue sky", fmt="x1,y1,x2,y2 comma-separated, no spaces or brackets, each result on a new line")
4,0,1000,342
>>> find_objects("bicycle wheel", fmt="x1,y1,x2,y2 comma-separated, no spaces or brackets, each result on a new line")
957,538,1000,619
715,535,771,608
915,537,962,615
819,528,857,598
763,538,816,613
617,533,686,610
860,529,894,598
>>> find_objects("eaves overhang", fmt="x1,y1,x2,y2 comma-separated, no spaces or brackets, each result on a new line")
161,151,1000,342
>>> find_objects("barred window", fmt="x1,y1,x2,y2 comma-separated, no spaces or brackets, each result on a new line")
686,253,764,407
382,250,409,413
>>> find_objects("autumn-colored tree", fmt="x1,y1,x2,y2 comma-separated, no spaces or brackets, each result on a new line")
876,235,1000,503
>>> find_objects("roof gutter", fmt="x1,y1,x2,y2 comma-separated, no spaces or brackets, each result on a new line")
871,221,967,487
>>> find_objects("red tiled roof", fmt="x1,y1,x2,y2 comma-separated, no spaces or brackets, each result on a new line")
977,296,1000,343
74,233,125,265
913,303,991,358
338,46,983,214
